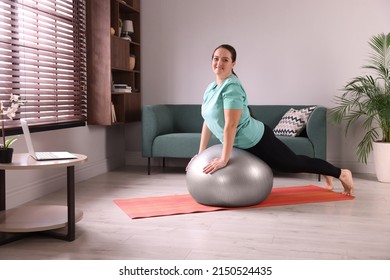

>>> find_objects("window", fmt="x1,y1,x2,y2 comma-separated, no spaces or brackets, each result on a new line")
0,0,86,135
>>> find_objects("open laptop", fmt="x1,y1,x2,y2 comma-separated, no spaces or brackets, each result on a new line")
21,119,78,161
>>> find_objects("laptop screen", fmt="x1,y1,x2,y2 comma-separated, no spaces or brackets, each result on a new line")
20,119,37,157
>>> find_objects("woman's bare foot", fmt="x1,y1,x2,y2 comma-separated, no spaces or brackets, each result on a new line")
339,169,354,196
324,175,334,190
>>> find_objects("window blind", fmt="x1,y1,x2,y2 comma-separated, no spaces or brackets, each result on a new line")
0,0,86,134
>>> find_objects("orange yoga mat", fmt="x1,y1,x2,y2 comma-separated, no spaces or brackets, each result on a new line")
114,185,354,219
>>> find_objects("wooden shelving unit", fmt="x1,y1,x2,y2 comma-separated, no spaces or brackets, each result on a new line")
86,0,141,125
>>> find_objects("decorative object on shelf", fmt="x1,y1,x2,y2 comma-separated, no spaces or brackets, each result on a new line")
121,20,134,41
129,55,136,70
330,32,390,182
0,93,24,163
110,27,115,36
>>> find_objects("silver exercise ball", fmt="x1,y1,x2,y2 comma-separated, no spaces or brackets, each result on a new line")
186,144,273,207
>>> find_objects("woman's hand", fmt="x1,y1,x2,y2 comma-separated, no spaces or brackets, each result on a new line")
203,158,228,174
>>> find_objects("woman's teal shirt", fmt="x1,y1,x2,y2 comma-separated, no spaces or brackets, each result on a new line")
201,74,264,149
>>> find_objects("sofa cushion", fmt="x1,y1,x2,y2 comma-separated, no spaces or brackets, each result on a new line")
153,133,220,158
273,106,316,136
152,133,314,158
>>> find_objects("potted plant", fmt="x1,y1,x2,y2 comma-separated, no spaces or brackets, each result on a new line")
0,94,24,163
330,32,390,182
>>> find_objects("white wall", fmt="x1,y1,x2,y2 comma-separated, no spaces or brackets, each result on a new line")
7,125,125,208
125,0,390,173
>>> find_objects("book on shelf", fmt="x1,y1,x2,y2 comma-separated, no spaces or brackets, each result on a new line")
113,84,128,89
113,88,132,93
112,84,132,93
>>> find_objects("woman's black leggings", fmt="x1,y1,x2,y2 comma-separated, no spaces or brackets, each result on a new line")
244,125,341,178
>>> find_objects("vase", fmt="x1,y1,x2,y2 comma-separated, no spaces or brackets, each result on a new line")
0,148,13,163
129,55,136,70
373,141,390,182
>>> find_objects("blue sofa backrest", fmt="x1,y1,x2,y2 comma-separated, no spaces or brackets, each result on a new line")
167,104,204,133
249,105,317,129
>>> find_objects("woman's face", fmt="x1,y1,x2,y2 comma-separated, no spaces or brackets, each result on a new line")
212,48,235,77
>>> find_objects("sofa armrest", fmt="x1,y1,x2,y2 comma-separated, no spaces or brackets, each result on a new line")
305,106,327,160
142,105,174,157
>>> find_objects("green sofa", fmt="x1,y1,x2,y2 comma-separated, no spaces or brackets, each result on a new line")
142,104,327,175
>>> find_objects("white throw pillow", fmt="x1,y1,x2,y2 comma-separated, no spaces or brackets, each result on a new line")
273,106,316,137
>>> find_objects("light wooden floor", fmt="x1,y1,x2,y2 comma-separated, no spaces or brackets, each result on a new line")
1,165,390,260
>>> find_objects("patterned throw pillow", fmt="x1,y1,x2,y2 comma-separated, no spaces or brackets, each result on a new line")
273,106,317,137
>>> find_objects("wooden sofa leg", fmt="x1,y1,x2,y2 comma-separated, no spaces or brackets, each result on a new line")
148,158,151,175
318,174,321,181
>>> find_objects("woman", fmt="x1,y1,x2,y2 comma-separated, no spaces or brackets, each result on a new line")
187,44,354,196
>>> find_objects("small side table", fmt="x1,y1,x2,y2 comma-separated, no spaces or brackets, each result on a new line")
0,153,87,245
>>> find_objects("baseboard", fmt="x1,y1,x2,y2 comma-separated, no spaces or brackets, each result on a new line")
6,156,124,209
126,151,147,166
327,158,375,175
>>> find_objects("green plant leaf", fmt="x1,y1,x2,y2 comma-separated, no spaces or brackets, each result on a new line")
330,32,390,163
5,136,17,148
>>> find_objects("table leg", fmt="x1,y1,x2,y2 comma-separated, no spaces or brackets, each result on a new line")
67,166,75,241
42,166,76,242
